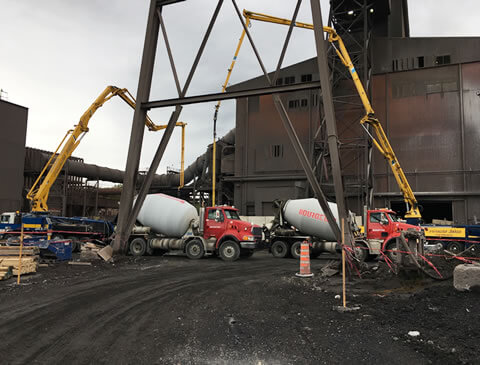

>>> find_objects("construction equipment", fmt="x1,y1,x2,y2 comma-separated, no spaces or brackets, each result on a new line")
266,198,420,262
241,9,421,224
126,193,262,261
27,86,186,212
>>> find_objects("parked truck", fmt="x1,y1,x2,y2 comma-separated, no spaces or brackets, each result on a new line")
126,194,262,261
0,212,114,252
267,198,421,261
422,224,480,255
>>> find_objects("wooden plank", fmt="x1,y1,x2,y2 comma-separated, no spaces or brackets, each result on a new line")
0,257,38,266
0,246,40,253
13,263,37,275
0,251,40,257
68,261,92,266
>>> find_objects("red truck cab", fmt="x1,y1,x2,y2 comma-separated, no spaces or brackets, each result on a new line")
366,209,421,253
202,206,262,260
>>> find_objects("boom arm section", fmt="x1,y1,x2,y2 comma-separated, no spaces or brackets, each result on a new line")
242,10,421,221
27,86,186,212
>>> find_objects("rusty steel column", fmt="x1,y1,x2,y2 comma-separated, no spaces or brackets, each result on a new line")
113,0,161,253
310,0,353,246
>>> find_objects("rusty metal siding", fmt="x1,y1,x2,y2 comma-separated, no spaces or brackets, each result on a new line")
0,100,27,213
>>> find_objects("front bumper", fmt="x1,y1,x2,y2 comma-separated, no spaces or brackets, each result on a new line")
239,241,257,249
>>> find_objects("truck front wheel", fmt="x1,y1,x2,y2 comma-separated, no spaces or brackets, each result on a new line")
219,241,240,262
129,238,147,256
384,240,399,263
185,239,204,260
271,240,289,258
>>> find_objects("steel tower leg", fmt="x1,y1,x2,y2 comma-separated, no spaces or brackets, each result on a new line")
112,0,161,254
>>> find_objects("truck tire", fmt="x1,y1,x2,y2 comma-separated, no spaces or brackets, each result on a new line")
67,236,81,253
219,240,240,262
185,239,204,260
384,240,399,263
271,240,289,258
290,241,303,260
446,241,464,254
353,242,368,262
129,237,147,257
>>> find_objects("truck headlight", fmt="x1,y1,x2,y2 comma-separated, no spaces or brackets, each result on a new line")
242,235,255,241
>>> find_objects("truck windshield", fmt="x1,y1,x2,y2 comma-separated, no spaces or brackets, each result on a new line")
388,213,399,222
224,210,240,220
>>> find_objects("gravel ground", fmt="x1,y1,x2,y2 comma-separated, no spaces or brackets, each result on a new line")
0,250,478,364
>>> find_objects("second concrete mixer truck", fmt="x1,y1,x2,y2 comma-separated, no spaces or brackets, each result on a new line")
127,194,262,261
267,198,421,261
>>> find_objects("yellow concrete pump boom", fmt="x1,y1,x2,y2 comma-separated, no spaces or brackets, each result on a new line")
241,10,421,221
27,86,186,212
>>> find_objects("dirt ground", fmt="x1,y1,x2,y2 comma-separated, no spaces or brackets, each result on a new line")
0,250,478,364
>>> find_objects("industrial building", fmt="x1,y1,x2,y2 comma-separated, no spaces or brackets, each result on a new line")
226,0,480,224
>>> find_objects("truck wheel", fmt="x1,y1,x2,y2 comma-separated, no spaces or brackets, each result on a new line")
290,241,303,260
446,241,464,254
353,242,368,262
185,239,204,260
271,240,289,258
384,240,399,263
219,241,240,262
129,238,147,257
67,236,81,253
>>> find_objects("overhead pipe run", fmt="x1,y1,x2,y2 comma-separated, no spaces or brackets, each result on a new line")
34,128,235,188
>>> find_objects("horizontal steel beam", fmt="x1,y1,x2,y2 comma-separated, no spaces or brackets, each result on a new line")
156,0,185,6
375,191,480,197
143,81,322,109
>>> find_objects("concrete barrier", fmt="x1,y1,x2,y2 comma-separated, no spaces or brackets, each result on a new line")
453,264,480,291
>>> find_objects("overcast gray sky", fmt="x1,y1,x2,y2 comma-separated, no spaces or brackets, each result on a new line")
1,0,479,183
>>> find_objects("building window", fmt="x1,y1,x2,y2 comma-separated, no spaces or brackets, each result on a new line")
301,74,312,82
288,100,300,109
435,55,451,66
276,78,283,86
271,144,283,158
417,56,424,68
300,98,308,107
284,76,295,84
311,94,318,106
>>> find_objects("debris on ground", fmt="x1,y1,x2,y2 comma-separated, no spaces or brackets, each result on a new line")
68,261,92,266
333,305,361,313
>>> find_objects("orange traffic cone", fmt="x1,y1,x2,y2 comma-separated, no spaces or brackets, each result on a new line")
296,241,314,278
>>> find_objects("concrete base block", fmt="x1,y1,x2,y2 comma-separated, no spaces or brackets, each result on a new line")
453,264,480,291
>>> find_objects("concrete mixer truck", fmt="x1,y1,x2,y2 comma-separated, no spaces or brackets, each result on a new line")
126,194,262,261
267,198,421,261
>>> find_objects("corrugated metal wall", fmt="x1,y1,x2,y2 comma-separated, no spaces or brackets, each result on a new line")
371,62,480,224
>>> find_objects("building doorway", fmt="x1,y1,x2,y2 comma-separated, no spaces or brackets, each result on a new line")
390,200,453,224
